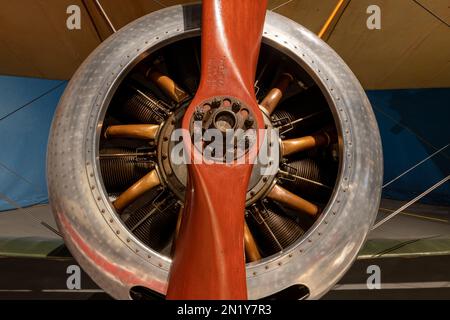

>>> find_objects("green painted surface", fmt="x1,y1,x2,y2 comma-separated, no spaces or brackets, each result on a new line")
358,238,450,259
0,237,64,258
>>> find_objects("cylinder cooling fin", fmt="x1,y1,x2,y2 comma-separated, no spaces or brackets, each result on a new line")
110,85,171,124
99,147,154,192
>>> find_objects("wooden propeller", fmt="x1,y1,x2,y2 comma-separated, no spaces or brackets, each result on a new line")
166,0,268,300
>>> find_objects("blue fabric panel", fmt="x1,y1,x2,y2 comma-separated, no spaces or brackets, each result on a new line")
368,89,450,205
0,76,62,119
0,76,66,211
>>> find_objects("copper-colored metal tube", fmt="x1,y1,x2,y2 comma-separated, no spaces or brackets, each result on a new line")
281,132,330,156
318,0,346,39
260,73,293,114
267,184,319,217
113,169,160,213
104,124,160,140
147,70,189,103
244,222,262,262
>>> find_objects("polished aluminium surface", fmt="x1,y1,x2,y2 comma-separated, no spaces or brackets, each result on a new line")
47,4,382,300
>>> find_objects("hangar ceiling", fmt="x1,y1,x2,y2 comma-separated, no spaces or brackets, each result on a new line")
0,0,448,89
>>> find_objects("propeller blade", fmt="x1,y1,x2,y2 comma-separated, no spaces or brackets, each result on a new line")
260,73,293,114
113,169,160,213
104,124,160,140
166,0,268,300
281,132,331,156
267,184,319,217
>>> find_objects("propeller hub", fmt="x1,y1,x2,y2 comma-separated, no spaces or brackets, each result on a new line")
187,97,259,162
157,106,279,206
213,109,237,132
191,97,257,131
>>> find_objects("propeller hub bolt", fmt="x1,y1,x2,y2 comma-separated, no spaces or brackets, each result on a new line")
211,99,221,109
194,109,205,121
245,117,254,128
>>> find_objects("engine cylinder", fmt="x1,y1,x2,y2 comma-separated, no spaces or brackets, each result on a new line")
247,208,304,256
100,147,153,192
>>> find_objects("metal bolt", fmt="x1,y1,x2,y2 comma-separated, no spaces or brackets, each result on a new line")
194,109,204,121
245,117,254,128
232,102,241,112
211,99,221,108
